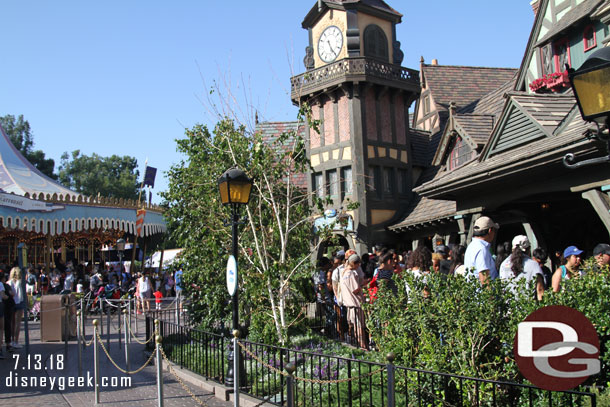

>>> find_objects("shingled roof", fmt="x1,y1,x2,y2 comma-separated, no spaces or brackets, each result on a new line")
324,0,401,16
410,129,432,167
510,92,576,134
431,75,516,166
422,64,518,112
452,114,496,145
256,121,308,190
415,102,589,199
303,0,401,28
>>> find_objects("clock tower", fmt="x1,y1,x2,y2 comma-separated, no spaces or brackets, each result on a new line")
291,0,421,253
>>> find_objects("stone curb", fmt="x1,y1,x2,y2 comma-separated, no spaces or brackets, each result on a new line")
156,355,274,407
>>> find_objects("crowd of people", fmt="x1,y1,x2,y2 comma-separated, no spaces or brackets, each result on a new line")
0,259,184,359
313,216,610,349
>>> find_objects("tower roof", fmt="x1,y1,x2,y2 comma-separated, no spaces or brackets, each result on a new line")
303,0,402,28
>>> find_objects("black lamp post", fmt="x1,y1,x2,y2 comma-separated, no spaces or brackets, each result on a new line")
217,167,252,387
116,238,126,265
564,47,610,168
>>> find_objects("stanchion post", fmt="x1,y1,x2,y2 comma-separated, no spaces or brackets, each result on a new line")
106,302,111,350
81,303,86,349
285,362,296,407
127,298,132,344
233,330,240,407
387,352,396,407
64,302,69,358
118,302,122,348
123,309,130,372
155,333,164,407
93,319,100,405
77,310,82,377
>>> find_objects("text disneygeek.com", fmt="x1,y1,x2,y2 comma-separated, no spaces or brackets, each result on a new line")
5,372,131,391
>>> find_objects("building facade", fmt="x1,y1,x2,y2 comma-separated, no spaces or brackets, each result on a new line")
290,0,420,254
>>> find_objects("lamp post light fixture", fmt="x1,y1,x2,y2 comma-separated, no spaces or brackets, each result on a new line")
116,238,126,264
564,47,610,168
217,167,252,388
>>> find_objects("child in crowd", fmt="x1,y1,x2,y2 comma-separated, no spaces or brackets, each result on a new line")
153,289,163,310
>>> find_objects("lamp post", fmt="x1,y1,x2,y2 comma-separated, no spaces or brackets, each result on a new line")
564,47,610,168
116,238,126,265
217,167,252,388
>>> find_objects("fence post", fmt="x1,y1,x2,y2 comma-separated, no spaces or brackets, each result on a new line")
233,330,240,407
175,297,179,325
77,310,82,377
123,309,130,372
285,362,296,407
156,333,164,407
93,319,100,405
387,352,396,407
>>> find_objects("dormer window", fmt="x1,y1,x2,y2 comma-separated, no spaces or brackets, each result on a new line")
363,25,389,62
584,25,597,52
448,136,474,170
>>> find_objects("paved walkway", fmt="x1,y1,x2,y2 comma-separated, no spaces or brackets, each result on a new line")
0,313,233,407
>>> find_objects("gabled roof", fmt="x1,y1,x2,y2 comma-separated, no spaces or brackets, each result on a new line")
431,76,516,166
415,102,590,200
0,123,78,199
535,0,604,46
303,0,402,28
453,114,495,145
421,64,518,112
480,91,575,160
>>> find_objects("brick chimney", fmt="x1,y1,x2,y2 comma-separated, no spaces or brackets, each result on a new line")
431,59,439,66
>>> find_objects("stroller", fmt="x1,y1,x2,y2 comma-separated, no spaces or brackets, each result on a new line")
29,294,42,321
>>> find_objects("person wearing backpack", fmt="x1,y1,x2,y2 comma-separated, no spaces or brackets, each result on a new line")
26,268,37,295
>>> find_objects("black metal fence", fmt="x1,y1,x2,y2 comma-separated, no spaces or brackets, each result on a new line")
149,317,597,407
301,301,371,350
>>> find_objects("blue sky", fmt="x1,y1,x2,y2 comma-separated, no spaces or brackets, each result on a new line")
0,1,534,203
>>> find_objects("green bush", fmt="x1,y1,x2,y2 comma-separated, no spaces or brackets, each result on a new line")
365,261,610,391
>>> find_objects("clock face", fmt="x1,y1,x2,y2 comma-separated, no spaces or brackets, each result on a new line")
318,26,343,63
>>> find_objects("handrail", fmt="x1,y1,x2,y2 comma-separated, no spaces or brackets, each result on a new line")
291,56,419,98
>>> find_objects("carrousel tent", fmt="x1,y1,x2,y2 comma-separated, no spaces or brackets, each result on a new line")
0,123,166,268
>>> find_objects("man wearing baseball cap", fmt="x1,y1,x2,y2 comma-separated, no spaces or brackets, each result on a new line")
464,216,499,284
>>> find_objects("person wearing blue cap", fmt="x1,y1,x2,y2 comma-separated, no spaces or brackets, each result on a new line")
551,245,584,292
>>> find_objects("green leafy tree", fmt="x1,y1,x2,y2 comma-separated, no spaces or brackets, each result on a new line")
0,114,57,179
58,150,141,200
162,103,334,344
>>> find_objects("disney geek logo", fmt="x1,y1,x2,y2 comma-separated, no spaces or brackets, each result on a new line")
514,305,600,391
